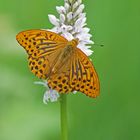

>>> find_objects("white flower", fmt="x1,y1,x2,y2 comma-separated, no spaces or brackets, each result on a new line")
43,89,60,104
56,6,66,14
73,4,85,18
34,81,59,104
67,12,73,21
48,0,94,56
48,15,60,26
39,0,94,103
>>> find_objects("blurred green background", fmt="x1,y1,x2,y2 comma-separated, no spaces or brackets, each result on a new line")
0,0,140,140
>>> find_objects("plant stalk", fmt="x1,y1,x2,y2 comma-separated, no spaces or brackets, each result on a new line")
60,94,68,140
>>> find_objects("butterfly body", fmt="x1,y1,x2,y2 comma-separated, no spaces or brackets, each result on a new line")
16,29,100,98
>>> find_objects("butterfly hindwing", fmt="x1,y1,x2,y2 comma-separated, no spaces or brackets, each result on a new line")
47,48,73,93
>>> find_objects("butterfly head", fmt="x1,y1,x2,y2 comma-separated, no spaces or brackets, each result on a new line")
68,38,79,48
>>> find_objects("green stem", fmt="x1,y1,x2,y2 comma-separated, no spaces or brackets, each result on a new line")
60,94,68,140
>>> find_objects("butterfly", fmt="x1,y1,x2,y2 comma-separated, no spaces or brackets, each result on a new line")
16,29,100,98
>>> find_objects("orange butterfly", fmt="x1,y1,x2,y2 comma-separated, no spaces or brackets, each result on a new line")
16,29,100,98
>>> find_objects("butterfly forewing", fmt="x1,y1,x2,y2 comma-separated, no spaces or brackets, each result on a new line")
75,48,100,97
16,30,68,54
16,29,68,79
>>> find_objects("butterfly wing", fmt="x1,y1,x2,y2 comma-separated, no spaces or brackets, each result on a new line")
47,47,99,98
16,30,99,98
73,48,100,98
47,46,74,93
16,29,68,79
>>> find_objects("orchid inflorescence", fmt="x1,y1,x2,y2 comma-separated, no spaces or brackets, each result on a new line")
37,0,94,103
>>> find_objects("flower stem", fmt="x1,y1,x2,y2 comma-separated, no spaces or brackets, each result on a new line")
60,94,68,140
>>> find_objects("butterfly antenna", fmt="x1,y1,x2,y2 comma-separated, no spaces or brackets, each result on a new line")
93,43,104,47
